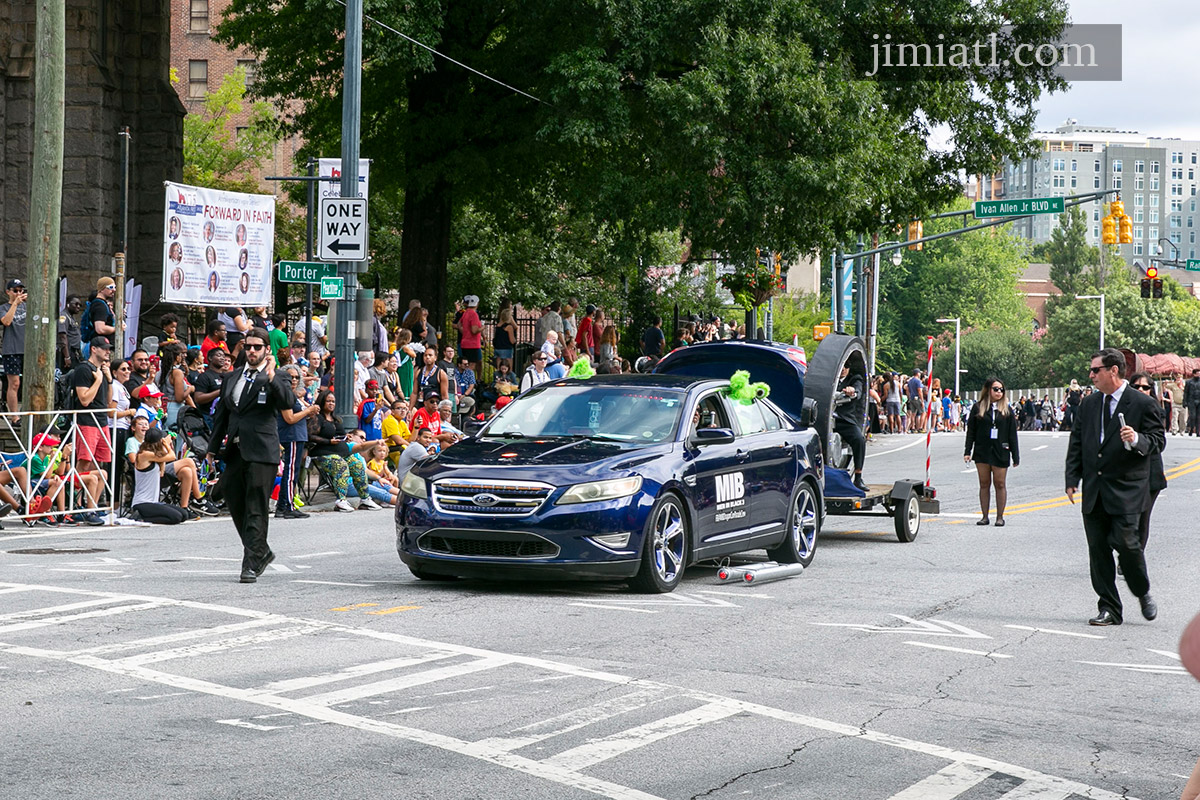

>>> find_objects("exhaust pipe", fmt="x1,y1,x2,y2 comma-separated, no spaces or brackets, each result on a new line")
742,563,804,584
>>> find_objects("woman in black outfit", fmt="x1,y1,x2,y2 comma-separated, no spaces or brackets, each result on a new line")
963,377,1020,526
1128,371,1168,551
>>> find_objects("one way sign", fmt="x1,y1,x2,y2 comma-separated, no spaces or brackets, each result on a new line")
318,197,368,262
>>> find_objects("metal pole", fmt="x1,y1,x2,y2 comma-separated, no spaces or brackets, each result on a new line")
954,319,961,398
114,127,130,356
1099,294,1105,350
765,296,773,341
305,157,314,359
333,0,363,429
833,247,844,334
853,238,865,338
868,252,880,376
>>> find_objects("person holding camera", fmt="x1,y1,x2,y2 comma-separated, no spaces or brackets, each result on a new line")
1,278,28,414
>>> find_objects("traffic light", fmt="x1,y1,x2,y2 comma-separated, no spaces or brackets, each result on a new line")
1144,266,1164,299
1110,200,1125,218
907,220,923,251
773,252,782,277
1119,215,1133,244
1101,215,1117,245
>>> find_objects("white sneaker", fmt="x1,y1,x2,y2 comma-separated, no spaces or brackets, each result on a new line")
334,498,355,513
358,496,383,510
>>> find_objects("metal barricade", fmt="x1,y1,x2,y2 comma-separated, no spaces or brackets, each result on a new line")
0,409,118,527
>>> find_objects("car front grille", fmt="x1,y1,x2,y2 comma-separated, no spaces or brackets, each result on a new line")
418,531,559,559
431,480,553,517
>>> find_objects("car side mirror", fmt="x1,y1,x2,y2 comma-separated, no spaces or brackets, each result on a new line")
690,427,735,446
799,398,817,428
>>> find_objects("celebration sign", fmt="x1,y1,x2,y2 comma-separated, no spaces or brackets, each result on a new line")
162,182,275,307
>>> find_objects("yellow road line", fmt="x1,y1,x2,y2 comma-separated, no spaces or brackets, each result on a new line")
997,456,1200,518
330,603,379,611
1166,456,1200,476
365,606,422,615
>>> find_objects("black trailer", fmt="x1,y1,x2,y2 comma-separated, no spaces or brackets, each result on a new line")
806,333,940,542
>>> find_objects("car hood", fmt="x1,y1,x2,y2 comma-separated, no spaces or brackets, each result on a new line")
435,436,662,469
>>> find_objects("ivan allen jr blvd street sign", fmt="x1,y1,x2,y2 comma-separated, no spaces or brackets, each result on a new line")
974,197,1065,218
1187,259,1200,272
318,196,368,262
320,276,345,300
277,261,336,284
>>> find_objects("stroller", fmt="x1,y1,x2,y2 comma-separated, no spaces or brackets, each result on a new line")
168,407,222,507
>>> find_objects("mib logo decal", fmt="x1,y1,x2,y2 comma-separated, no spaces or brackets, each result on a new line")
715,472,745,504
714,472,747,523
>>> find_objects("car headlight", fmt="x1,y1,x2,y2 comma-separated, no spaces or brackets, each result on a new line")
556,476,643,505
400,471,428,499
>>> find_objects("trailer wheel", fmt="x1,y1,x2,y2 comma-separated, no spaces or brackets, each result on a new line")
894,490,921,542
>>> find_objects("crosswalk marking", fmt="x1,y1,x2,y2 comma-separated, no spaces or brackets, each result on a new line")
995,783,1074,799
478,686,668,752
68,618,280,656
302,656,511,707
885,761,993,799
114,625,326,666
0,601,167,635
542,703,739,771
0,596,129,621
253,651,459,695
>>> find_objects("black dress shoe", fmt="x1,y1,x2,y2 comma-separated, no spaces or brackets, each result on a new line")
254,550,276,577
1139,594,1157,621
852,476,869,492
976,518,990,526
239,569,257,584
1088,610,1121,626
290,509,310,518
994,518,1005,527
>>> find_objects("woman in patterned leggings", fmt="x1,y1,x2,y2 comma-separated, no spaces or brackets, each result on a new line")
307,389,386,513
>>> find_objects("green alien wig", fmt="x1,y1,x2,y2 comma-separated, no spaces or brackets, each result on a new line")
725,370,770,405
566,355,596,380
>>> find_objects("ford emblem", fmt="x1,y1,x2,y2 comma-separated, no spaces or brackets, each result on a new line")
472,493,501,507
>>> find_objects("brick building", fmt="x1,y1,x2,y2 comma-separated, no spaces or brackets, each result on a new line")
169,0,304,185
1,0,183,300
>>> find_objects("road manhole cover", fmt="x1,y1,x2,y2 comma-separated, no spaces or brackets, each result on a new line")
7,548,109,555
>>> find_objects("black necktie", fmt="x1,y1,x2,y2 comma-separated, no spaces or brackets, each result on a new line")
240,370,257,404
1102,394,1112,436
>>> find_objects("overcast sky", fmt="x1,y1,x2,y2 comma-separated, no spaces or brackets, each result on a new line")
1035,0,1200,140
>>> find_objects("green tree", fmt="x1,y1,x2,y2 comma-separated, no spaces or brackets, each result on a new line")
182,67,276,189
1044,205,1099,296
876,200,1032,368
217,0,1068,327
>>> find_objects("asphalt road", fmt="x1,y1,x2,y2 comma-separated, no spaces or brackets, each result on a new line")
1,429,1197,800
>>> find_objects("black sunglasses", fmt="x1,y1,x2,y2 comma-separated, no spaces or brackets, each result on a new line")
991,386,1004,392
1089,366,1110,374
1132,384,1152,391
244,343,266,351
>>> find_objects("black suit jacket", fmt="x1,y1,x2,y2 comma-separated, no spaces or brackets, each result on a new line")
1065,384,1165,515
964,403,1020,467
210,366,294,464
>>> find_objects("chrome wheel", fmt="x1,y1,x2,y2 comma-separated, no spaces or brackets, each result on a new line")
651,500,685,583
792,486,818,560
631,495,688,593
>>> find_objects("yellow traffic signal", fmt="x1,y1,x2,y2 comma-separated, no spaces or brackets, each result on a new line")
1118,215,1133,244
773,252,782,277
1101,215,1118,245
1146,265,1159,279
907,220,923,251
1110,200,1125,218
813,324,831,340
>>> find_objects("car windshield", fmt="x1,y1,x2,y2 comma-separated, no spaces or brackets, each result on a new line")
485,385,686,443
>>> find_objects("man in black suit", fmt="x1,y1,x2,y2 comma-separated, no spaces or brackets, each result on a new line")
210,328,294,583
1065,348,1164,626
834,364,868,491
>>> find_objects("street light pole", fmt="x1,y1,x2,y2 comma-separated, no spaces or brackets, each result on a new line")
1075,294,1105,350
935,317,961,398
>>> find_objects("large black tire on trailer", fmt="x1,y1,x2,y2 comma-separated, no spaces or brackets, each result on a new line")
806,333,869,470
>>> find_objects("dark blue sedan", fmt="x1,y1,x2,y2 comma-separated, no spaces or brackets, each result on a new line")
395,374,824,592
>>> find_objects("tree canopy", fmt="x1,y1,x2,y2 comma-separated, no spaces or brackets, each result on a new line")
216,0,1069,324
